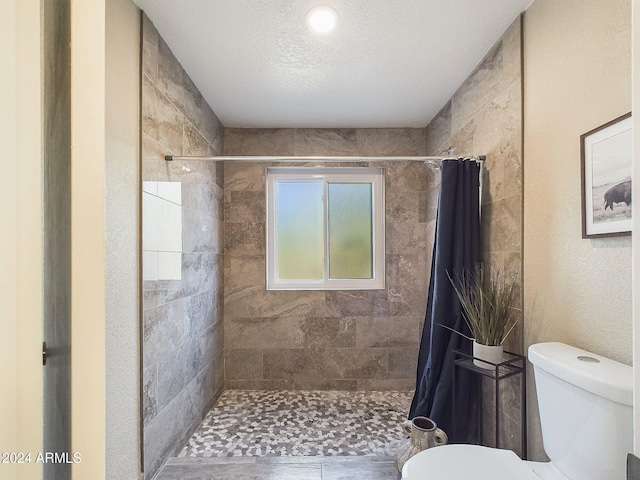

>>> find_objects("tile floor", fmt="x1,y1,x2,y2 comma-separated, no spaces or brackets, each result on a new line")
155,456,401,480
180,390,413,457
154,390,412,479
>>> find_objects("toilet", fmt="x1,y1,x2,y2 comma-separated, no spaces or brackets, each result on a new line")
402,342,633,480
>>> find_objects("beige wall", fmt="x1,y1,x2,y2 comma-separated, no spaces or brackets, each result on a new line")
105,0,142,478
0,0,43,478
523,0,632,461
71,0,107,477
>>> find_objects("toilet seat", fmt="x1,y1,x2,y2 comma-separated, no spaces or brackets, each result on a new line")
402,444,541,480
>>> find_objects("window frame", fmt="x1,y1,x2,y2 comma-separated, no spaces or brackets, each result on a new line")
266,167,385,290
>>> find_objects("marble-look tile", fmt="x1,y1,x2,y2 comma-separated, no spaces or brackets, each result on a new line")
225,287,332,319
223,255,265,293
143,299,188,367
183,121,218,158
142,364,158,427
386,191,419,223
197,321,223,375
357,378,415,391
215,161,225,188
419,186,440,224
451,36,505,128
142,21,225,480
356,128,427,156
224,162,267,193
323,348,388,380
322,460,400,480
141,14,159,84
225,222,265,256
385,254,425,292
155,460,260,480
181,252,219,297
229,190,266,223
387,348,419,378
142,133,163,183
144,387,195,479
499,375,524,424
157,339,195,410
263,349,325,381
225,317,305,349
385,253,428,317
293,129,357,156
157,35,220,147
182,208,219,254
387,285,427,317
294,379,358,391
482,195,522,253
425,100,452,156
355,317,420,348
225,379,296,390
448,118,476,157
498,412,523,458
185,290,216,335
385,222,427,256
501,17,523,87
383,161,430,193
300,317,356,348
224,128,295,156
482,125,522,204
471,82,520,159
156,457,402,480
142,75,184,156
479,373,525,458
324,290,389,317
225,348,263,380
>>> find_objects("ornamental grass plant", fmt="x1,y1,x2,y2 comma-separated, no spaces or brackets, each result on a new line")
447,263,518,346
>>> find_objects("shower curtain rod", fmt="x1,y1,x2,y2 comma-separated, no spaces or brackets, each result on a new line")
164,154,486,164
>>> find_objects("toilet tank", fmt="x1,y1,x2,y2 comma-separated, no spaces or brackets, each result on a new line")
528,342,632,480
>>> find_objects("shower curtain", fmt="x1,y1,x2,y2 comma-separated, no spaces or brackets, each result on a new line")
409,158,480,443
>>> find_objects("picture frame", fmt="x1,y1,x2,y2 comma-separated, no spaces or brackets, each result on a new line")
580,113,633,238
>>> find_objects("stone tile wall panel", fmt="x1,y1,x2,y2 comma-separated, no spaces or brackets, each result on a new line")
141,14,225,480
423,17,524,456
224,128,429,391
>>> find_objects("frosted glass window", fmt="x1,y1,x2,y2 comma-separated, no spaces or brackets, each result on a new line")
328,183,373,279
276,182,323,280
266,167,384,290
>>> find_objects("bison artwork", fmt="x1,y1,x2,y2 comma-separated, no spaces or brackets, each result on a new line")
604,180,631,210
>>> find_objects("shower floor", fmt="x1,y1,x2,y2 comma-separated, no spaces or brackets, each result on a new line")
180,390,413,458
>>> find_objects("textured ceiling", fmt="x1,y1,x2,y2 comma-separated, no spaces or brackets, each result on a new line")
133,0,533,128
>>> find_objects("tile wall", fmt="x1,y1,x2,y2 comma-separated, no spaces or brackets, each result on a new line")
141,15,225,479
139,10,526,469
424,17,524,456
223,128,435,392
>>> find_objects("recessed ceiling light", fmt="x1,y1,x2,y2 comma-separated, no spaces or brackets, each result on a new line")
307,5,339,33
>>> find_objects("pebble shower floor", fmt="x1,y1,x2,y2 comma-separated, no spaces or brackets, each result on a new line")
180,390,413,457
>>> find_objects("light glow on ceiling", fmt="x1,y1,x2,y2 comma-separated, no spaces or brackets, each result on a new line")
307,5,339,33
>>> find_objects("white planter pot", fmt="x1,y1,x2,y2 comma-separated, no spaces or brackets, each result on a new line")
473,341,503,369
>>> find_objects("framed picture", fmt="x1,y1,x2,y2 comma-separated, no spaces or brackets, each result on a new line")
580,113,633,238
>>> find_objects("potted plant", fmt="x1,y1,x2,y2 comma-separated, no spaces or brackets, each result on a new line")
447,263,519,368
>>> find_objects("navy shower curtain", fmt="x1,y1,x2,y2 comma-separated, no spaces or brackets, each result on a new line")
409,158,480,443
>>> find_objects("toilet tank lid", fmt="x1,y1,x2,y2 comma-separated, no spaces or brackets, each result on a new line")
528,342,632,406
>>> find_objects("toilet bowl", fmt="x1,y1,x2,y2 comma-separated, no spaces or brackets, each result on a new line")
402,444,542,479
401,444,573,479
402,342,633,480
